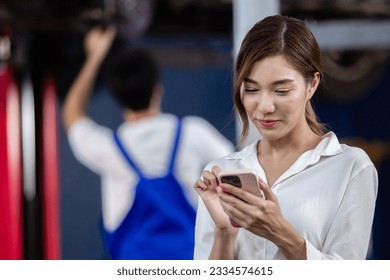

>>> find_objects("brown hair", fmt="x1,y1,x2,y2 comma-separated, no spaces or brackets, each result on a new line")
234,15,327,144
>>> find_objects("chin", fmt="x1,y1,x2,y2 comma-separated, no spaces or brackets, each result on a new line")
258,131,279,141
259,129,289,142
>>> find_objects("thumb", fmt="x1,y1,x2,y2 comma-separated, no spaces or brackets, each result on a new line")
259,179,278,202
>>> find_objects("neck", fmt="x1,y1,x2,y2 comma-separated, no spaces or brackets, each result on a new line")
259,126,322,158
123,108,160,122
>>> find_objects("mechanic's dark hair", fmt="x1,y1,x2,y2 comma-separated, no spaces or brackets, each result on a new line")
105,48,159,111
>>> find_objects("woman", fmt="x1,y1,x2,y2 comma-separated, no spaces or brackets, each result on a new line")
193,15,378,260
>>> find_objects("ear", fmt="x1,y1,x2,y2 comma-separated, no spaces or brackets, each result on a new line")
306,72,320,100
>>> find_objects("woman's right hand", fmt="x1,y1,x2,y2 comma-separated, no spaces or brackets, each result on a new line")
194,166,238,234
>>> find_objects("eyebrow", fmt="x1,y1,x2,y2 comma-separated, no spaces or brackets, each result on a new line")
244,77,295,86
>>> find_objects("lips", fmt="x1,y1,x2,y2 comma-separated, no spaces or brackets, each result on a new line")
258,120,278,128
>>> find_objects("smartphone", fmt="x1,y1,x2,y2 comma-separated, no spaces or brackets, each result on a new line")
218,169,262,228
218,169,262,197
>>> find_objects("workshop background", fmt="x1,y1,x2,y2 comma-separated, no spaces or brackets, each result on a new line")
0,0,389,260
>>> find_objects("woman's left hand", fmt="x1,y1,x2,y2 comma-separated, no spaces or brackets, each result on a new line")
217,179,306,259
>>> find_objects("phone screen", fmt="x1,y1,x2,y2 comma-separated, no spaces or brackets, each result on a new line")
219,175,243,227
220,175,242,188
219,171,262,198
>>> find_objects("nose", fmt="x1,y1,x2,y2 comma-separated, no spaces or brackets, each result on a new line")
257,92,275,115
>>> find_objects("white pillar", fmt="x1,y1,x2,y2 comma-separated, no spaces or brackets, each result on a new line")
233,0,280,148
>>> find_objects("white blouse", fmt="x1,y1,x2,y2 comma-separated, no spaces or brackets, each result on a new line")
194,132,378,260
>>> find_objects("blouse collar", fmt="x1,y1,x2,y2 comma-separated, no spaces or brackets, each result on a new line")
225,131,343,186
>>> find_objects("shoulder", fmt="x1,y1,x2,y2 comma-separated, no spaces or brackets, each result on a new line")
340,144,371,160
67,117,119,173
181,115,216,130
68,117,113,144
322,132,374,168
181,115,234,147
339,144,376,175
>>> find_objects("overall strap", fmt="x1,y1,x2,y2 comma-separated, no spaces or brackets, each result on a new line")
113,132,144,178
167,118,183,173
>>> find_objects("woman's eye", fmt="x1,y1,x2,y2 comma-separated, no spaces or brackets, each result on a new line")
244,88,258,93
275,89,290,95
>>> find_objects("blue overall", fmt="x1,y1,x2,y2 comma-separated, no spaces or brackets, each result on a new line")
104,119,196,259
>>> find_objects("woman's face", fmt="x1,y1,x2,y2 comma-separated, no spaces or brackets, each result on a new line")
241,54,319,142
